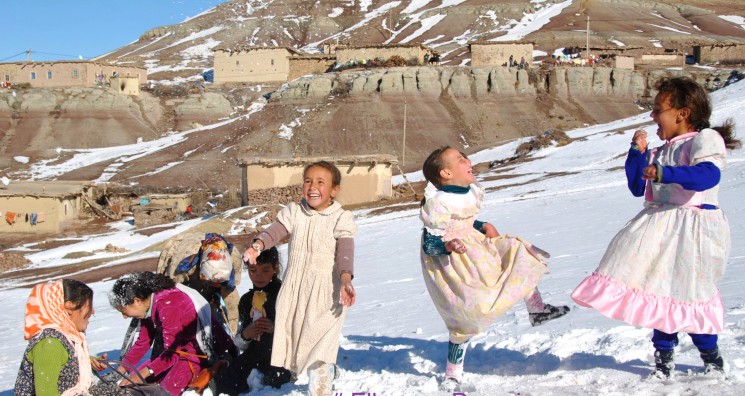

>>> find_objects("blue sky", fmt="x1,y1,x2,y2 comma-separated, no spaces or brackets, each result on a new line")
1,1,223,62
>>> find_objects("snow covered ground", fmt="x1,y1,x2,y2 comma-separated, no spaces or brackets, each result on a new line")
1,80,745,394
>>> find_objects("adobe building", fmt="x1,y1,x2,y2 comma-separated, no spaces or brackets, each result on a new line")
213,46,303,84
335,43,434,66
0,181,92,234
692,42,745,65
469,41,534,67
239,155,398,206
0,61,147,92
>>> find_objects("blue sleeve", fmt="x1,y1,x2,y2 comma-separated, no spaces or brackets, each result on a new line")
473,220,486,234
659,161,721,191
422,229,450,256
625,143,648,197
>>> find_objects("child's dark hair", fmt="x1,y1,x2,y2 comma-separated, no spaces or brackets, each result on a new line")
655,77,741,149
422,146,452,188
63,279,93,310
253,246,282,281
108,271,176,309
304,161,342,186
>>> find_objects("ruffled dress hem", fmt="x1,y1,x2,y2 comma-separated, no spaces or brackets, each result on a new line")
571,272,723,334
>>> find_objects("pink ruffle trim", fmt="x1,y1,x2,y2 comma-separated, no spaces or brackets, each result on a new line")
572,273,723,334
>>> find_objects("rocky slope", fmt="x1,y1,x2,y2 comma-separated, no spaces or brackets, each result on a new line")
1,0,744,189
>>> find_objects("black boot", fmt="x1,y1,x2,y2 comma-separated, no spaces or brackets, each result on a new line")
653,349,675,378
529,304,570,327
700,347,725,374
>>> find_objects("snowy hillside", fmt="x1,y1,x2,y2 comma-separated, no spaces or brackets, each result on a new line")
1,79,744,395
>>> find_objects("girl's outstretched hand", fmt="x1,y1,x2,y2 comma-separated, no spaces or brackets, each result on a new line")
243,241,264,264
340,273,356,307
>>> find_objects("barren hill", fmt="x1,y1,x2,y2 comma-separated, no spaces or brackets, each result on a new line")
1,0,744,191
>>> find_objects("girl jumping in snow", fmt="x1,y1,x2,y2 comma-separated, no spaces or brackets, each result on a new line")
420,146,569,391
572,77,741,378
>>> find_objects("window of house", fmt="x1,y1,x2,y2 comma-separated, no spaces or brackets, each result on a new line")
47,71,53,79
4,75,9,82
72,69,79,78
271,59,275,66
30,72,36,80
236,60,240,66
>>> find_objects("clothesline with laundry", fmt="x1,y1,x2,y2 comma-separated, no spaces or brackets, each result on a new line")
3,210,46,226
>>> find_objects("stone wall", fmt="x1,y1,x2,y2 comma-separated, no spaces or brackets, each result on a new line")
695,44,745,65
247,185,303,206
288,57,336,81
275,66,651,100
336,45,431,65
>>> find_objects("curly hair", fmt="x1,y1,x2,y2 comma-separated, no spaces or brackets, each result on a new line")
108,271,175,309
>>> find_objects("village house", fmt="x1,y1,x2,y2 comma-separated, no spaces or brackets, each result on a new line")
692,42,745,65
334,43,434,66
0,181,93,234
213,46,304,84
0,61,147,93
238,155,398,206
469,41,534,68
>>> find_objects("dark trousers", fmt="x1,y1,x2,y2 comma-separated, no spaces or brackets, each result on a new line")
652,329,718,351
214,342,292,395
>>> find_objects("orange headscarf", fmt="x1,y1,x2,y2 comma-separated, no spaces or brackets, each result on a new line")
23,280,93,395
24,280,83,342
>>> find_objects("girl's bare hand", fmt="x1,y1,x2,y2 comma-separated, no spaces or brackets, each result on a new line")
633,130,648,153
446,239,467,254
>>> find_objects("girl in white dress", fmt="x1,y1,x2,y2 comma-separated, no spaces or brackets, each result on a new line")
244,161,356,396
572,77,741,377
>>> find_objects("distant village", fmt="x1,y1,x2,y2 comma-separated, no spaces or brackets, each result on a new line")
2,39,744,235
2,40,744,95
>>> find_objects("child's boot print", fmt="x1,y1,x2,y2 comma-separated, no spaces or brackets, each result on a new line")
652,349,675,378
700,347,725,375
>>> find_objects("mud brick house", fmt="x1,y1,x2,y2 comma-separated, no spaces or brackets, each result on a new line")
0,61,147,92
239,155,398,206
469,41,534,67
0,181,92,234
213,46,303,84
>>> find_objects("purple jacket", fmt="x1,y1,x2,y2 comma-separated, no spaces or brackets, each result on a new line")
123,288,205,378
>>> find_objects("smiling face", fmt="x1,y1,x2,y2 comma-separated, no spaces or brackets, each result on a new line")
248,262,276,289
65,300,94,333
651,93,691,141
303,165,340,210
118,297,150,319
439,148,475,187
